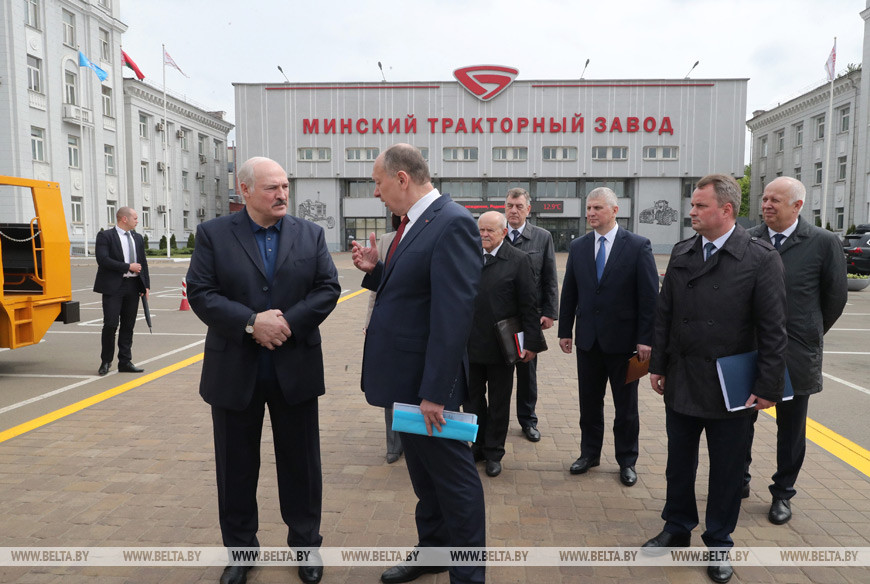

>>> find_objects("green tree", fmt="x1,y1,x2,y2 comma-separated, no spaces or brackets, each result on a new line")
170,233,178,249
737,164,751,217
186,233,195,249
159,235,167,250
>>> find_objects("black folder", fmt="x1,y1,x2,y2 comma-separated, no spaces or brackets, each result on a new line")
716,350,794,412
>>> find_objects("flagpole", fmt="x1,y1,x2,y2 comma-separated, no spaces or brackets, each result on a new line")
76,46,89,258
821,37,836,231
162,44,171,258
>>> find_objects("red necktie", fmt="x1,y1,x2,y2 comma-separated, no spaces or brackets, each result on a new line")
386,216,410,265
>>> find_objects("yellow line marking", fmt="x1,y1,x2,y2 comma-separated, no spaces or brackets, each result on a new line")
764,410,870,477
0,289,369,444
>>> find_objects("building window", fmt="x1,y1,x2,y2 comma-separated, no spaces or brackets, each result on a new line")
794,123,803,147
346,147,379,161
440,180,482,198
140,161,150,184
837,156,847,181
794,166,801,182
486,181,530,198
775,130,784,152
758,136,768,157
99,28,111,62
67,135,80,168
27,55,42,93
346,217,387,246
71,197,82,223
177,129,188,150
591,146,628,161
813,209,820,226
138,113,148,138
347,180,375,198
98,0,111,8
815,115,825,140
213,139,222,160
142,207,151,229
198,136,208,156
183,210,190,230
62,9,75,46
642,146,679,160
101,85,113,117
199,176,206,194
106,201,117,226
536,181,578,198
840,106,850,133
586,180,627,198
64,71,77,105
417,147,429,161
104,144,115,175
297,147,331,161
182,171,189,191
30,126,45,161
836,207,844,230
492,147,528,161
443,147,478,161
26,0,40,28
814,162,823,184
543,146,577,161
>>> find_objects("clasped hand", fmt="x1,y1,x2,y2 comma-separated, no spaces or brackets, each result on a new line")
252,309,291,350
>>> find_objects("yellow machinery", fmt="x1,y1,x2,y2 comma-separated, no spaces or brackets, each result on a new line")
0,176,79,349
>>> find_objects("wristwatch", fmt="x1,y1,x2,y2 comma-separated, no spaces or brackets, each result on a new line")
245,313,257,334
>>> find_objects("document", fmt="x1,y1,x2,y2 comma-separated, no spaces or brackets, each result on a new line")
716,351,795,412
391,403,479,442
624,353,650,384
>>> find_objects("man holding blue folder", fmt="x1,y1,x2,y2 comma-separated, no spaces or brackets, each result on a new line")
744,176,847,525
643,174,787,584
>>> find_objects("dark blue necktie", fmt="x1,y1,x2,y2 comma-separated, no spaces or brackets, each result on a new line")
704,242,717,261
773,233,785,250
511,229,520,244
596,236,607,280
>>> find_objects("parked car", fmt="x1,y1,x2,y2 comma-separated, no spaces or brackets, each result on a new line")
844,231,870,275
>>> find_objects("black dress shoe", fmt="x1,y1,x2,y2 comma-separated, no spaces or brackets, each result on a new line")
381,563,448,583
386,452,401,464
522,425,541,442
485,460,502,477
619,466,637,487
569,456,600,475
768,497,792,525
220,565,251,584
118,362,144,373
641,530,691,556
98,362,111,376
707,560,733,583
741,484,750,499
298,564,323,583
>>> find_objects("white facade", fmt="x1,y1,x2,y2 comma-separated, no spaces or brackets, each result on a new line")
235,75,747,252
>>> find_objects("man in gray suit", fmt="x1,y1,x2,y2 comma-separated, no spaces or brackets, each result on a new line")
504,188,558,442
744,176,847,525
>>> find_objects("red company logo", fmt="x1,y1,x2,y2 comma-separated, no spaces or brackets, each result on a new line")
453,65,519,102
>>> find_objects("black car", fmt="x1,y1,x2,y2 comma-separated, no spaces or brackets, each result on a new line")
844,230,870,275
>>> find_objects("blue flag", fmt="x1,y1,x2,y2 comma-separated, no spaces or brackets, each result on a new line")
78,51,108,82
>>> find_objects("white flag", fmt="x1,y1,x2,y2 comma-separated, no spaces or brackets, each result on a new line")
825,40,836,82
164,49,189,78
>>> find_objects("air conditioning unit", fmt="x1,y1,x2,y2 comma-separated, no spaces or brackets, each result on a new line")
199,154,207,164
195,172,205,180
176,130,185,139
157,162,166,171
197,209,206,218
156,205,167,213
155,122,165,132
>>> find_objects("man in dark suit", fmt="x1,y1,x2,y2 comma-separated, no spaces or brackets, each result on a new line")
186,157,340,584
643,174,787,584
466,211,545,478
558,187,658,487
93,207,149,376
504,188,558,442
352,144,485,584
744,176,847,525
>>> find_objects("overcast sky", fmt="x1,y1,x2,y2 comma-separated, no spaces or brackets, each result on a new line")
119,0,867,148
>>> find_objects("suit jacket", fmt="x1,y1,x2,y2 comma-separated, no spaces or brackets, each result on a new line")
361,194,482,410
93,227,150,295
509,223,559,319
558,227,659,354
468,243,546,364
649,226,788,418
748,217,847,395
186,208,340,411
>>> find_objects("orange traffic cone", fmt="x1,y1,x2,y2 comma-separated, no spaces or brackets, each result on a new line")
179,277,191,311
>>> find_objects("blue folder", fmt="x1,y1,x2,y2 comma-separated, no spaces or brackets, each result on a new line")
716,351,795,412
392,403,479,442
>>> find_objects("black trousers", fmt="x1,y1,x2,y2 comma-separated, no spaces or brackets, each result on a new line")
466,362,515,462
576,345,639,467
401,432,486,583
662,407,753,548
515,356,538,428
211,381,322,549
100,277,140,364
744,393,810,500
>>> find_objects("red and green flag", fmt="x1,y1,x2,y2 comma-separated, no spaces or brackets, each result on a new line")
121,49,145,80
